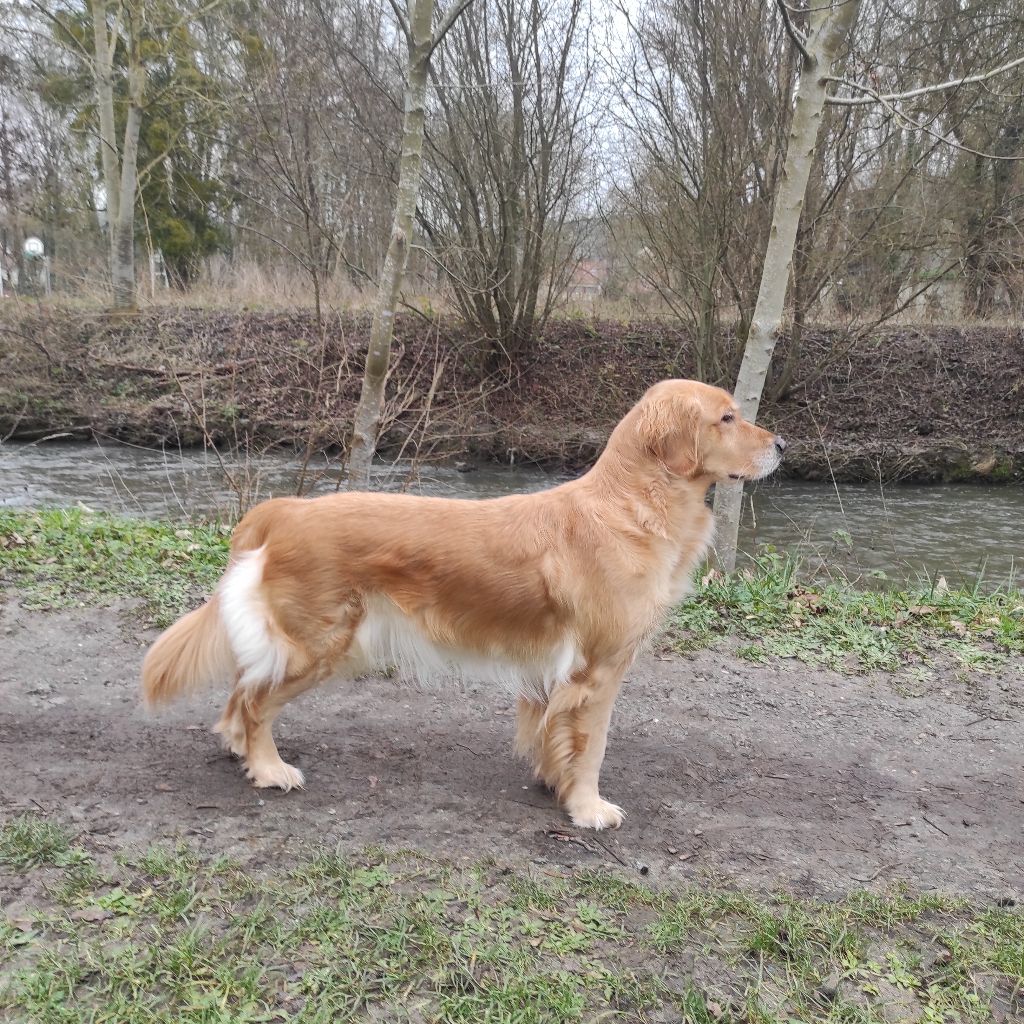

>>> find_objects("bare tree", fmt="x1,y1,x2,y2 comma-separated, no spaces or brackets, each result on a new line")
713,0,861,571
25,0,225,310
608,0,798,383
88,0,146,310
347,0,474,488
419,0,595,365
219,0,400,317
713,0,1024,570
0,54,33,290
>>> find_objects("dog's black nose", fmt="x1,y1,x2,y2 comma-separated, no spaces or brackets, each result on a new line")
774,436,787,454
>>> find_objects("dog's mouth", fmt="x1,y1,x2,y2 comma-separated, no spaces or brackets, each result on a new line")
722,442,786,483
754,449,784,479
729,449,783,483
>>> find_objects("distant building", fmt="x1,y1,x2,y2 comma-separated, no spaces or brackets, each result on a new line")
566,259,609,299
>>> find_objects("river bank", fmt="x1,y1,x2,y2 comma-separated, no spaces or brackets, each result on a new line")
2,308,1022,482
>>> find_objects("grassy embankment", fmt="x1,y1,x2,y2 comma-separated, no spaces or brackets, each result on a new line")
3,308,1024,482
2,814,1022,1023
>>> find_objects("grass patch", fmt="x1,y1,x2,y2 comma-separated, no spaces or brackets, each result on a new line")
0,508,229,626
666,550,1023,672
0,816,89,871
1,816,1020,1023
1,510,1021,670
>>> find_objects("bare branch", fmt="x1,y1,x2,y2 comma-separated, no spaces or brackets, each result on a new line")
775,0,812,67
826,53,1024,106
829,78,1024,160
385,0,412,49
25,0,93,63
428,0,476,58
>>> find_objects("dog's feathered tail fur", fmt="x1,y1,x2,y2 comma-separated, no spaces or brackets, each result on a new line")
141,595,235,706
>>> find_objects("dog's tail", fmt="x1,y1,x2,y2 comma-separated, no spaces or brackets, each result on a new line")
141,594,235,707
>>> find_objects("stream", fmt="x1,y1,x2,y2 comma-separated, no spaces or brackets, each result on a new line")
2,441,1021,587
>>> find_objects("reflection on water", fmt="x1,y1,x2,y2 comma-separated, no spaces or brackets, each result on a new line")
738,477,1020,587
1,441,1020,587
0,441,558,514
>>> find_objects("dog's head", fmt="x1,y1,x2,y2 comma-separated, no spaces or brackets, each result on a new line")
631,379,785,482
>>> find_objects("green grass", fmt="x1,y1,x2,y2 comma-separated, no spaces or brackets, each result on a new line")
0,817,89,871
0,507,229,626
0,509,1021,670
1,815,1020,1023
666,549,1023,673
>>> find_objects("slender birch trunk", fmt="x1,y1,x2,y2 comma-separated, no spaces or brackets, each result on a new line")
90,0,144,312
111,55,144,310
347,0,437,488
712,0,861,571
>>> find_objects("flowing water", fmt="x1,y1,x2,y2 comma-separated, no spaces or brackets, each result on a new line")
2,441,1021,587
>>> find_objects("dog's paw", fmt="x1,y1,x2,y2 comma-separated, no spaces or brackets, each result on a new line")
245,758,305,792
212,717,247,758
567,796,625,831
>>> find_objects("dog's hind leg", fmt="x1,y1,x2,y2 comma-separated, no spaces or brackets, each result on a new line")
539,660,628,830
238,669,325,791
237,622,361,790
213,684,248,758
515,696,553,788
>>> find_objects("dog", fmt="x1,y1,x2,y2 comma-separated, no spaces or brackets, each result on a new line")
142,379,785,829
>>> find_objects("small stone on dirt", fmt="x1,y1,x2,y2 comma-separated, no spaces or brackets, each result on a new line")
71,906,114,923
817,970,841,1001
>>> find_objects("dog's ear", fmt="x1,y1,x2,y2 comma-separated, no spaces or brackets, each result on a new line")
635,390,701,476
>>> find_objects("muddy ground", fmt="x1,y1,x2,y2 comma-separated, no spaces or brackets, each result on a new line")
1,596,1022,901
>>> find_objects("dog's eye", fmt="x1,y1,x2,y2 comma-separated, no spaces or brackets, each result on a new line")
721,413,735,423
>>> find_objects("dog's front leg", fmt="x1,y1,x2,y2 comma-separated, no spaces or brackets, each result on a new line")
541,660,629,830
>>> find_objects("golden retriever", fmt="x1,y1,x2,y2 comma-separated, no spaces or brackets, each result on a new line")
142,379,785,829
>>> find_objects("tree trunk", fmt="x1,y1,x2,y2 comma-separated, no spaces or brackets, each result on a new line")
712,0,861,571
111,81,143,310
91,1,120,226
91,0,144,312
347,0,436,488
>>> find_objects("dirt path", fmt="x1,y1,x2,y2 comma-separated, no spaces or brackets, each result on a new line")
2,597,1021,900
